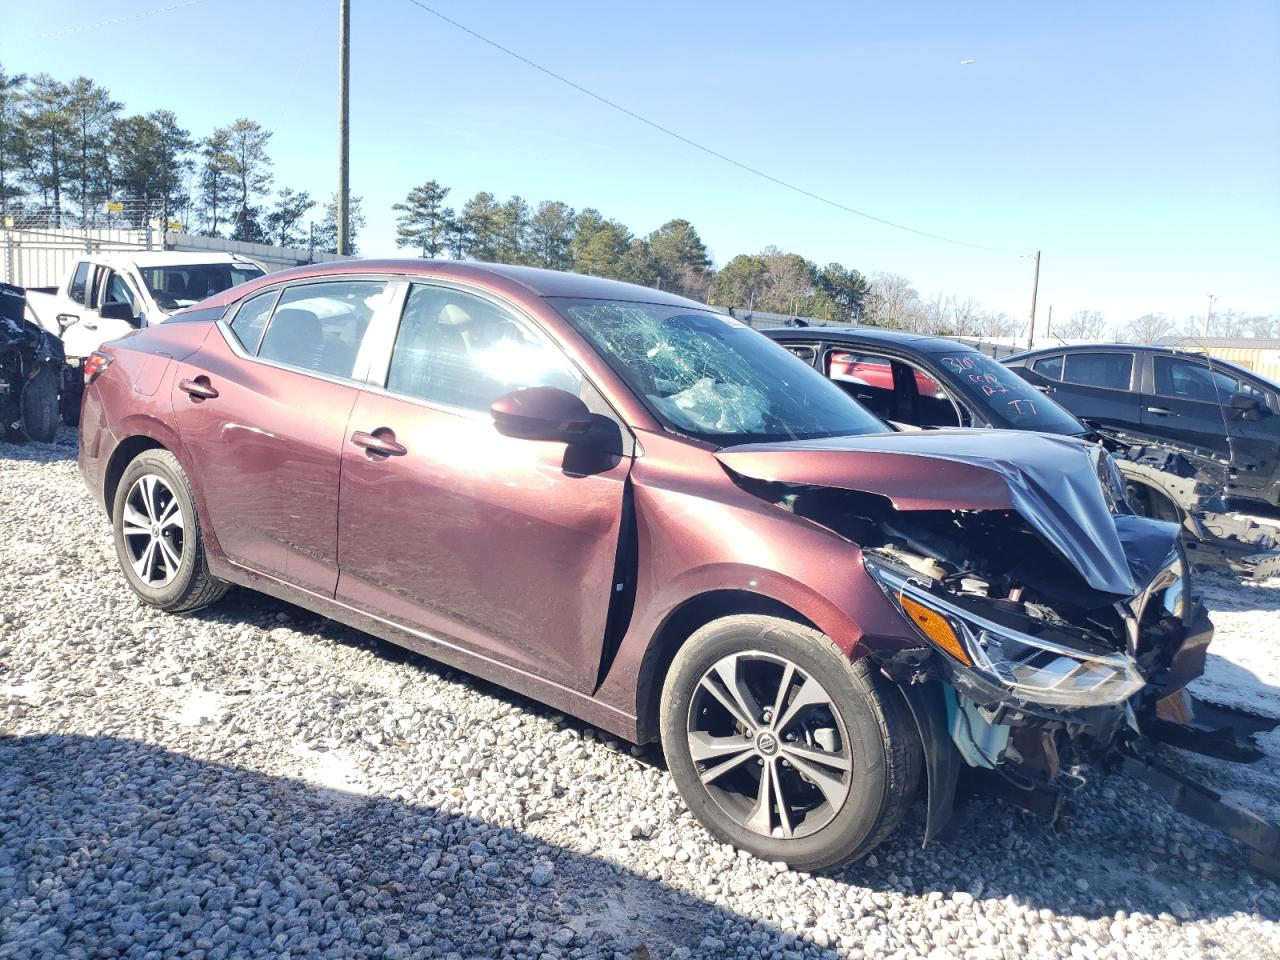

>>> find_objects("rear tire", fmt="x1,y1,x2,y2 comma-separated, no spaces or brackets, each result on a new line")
659,615,921,872
19,366,58,443
111,449,227,613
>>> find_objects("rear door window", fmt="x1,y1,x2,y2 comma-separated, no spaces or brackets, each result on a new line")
1032,355,1063,380
257,280,389,380
1063,352,1133,390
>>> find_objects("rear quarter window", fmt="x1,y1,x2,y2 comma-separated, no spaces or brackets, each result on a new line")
228,289,279,353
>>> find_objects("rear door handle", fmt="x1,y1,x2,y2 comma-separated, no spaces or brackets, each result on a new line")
179,377,219,400
83,319,97,331
1034,384,1052,394
351,429,407,457
1145,406,1173,416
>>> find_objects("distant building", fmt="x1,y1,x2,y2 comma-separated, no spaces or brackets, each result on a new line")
1162,336,1280,384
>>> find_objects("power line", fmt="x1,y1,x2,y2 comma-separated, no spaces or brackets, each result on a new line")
0,0,208,47
403,0,1022,256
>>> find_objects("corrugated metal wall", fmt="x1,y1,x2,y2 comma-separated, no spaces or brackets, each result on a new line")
1182,345,1280,385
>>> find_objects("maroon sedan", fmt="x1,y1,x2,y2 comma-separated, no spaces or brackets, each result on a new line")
79,261,1215,870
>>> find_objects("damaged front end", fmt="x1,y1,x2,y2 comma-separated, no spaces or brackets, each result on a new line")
717,430,1279,874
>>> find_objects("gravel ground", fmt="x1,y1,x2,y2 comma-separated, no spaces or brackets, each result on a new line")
2,429,1278,960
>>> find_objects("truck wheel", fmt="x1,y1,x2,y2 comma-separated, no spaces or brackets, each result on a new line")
659,615,922,872
61,386,81,427
19,366,59,443
111,449,228,613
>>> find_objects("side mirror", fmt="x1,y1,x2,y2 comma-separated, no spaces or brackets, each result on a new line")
1230,392,1264,419
491,386,593,442
99,301,139,325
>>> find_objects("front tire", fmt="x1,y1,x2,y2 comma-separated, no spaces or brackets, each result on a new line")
659,615,921,872
111,449,227,612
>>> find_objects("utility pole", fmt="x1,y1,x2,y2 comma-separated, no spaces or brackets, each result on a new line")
337,0,351,257
1026,250,1041,349
1205,293,1216,337
1045,304,1053,339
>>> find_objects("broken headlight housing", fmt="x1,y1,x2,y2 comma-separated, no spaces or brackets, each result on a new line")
864,555,1146,708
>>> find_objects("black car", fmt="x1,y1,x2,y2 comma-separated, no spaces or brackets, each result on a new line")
763,326,1086,437
761,326,1280,578
1003,344,1280,508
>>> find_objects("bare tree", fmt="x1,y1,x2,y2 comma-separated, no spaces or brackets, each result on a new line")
950,296,981,337
917,291,949,334
1125,313,1176,344
865,272,922,329
1243,314,1277,338
977,311,1020,337
1057,309,1108,340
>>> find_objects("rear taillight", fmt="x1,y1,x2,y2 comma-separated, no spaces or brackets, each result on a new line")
84,351,113,385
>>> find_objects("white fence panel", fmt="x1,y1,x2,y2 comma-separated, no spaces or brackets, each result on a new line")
1,227,156,287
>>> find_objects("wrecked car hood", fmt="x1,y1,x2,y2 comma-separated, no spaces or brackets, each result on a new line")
717,429,1177,596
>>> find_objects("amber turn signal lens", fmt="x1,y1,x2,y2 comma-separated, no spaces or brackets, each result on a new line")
899,593,971,665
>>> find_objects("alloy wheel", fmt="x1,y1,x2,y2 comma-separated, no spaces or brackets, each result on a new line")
686,651,852,840
121,474,185,587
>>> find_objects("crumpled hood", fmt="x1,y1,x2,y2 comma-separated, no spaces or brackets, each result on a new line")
717,429,1174,596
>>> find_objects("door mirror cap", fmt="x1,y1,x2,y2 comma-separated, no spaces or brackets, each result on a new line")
490,386,593,442
1230,391,1265,419
1230,391,1260,411
99,301,138,324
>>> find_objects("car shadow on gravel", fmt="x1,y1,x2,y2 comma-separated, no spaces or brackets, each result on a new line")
0,435,78,464
179,591,1280,931
190,585,664,766
0,731,828,958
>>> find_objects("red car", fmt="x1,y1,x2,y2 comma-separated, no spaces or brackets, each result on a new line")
79,260,1221,870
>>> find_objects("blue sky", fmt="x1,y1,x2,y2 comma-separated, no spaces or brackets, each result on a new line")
3,1,1278,326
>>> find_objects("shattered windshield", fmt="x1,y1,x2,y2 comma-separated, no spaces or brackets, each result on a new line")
929,347,1085,434
549,298,887,444
137,263,266,312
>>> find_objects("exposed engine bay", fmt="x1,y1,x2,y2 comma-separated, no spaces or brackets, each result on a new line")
716,429,1279,874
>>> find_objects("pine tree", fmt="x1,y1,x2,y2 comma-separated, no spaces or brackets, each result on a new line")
392,179,451,257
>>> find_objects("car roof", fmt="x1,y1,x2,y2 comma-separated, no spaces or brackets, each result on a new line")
250,259,708,309
1004,342,1278,386
763,325,967,353
1005,343,1168,361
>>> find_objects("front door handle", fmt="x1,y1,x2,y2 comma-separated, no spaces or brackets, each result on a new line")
1145,406,1173,416
179,377,219,400
83,319,98,331
1034,384,1052,394
351,429,407,458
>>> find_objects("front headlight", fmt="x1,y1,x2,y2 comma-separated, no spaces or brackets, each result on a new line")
865,556,1145,708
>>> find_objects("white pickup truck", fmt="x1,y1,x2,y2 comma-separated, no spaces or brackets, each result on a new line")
25,251,266,423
